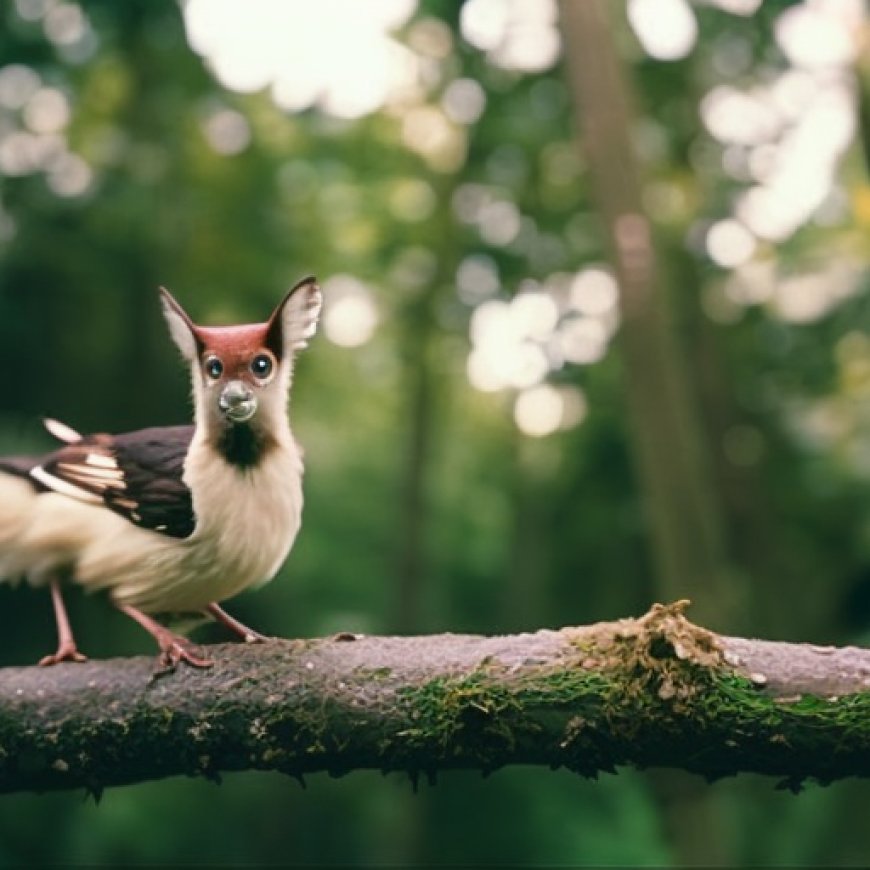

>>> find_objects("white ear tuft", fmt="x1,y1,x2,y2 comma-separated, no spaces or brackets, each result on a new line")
266,276,323,358
159,287,199,361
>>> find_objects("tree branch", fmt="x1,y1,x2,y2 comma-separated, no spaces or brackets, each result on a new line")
1,601,869,796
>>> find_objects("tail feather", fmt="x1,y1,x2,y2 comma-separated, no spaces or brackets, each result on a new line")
0,471,38,582
43,418,82,444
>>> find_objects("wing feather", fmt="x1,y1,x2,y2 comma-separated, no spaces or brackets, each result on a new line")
30,424,196,538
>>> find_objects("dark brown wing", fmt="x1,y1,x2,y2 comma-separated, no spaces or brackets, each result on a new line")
26,425,196,539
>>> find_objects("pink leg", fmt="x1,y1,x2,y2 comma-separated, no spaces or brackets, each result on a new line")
118,604,213,670
39,581,87,666
206,602,269,643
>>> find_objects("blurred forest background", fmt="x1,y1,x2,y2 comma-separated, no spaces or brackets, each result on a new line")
0,0,869,864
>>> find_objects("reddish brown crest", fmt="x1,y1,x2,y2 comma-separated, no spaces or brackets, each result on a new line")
159,276,320,365
194,324,273,379
194,325,269,357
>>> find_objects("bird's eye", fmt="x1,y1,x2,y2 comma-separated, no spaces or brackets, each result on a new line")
205,356,223,380
250,354,273,380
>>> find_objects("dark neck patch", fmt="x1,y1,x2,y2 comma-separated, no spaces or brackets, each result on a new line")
214,421,272,470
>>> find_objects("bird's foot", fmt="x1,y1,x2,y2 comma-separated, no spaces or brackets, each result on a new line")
38,641,88,667
117,603,213,677
155,632,213,672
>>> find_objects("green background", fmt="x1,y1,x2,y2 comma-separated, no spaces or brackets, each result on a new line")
1,0,870,864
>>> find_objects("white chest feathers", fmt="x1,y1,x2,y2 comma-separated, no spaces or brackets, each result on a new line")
182,439,304,600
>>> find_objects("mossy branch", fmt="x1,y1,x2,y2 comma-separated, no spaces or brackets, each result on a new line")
1,601,870,796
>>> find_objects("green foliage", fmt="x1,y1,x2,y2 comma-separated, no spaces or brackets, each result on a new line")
1,0,870,864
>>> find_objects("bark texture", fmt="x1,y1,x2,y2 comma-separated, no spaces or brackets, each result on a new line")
1,602,869,796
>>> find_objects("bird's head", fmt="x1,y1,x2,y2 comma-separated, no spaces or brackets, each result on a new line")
158,278,321,450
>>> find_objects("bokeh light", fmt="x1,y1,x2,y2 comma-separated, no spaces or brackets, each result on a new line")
627,0,698,61
183,0,419,119
321,274,380,348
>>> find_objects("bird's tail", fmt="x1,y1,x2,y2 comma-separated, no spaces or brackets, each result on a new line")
43,418,82,444
0,471,39,583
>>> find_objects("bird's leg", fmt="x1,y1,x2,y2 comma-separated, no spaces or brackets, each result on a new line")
205,602,269,643
117,604,213,670
39,580,88,666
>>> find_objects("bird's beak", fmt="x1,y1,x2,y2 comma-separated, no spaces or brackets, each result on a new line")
219,380,257,423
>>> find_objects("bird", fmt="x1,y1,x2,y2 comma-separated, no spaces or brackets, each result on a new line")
0,277,322,670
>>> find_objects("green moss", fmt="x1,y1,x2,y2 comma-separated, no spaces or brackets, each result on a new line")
5,607,870,793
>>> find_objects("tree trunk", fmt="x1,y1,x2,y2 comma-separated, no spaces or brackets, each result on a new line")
557,3,738,860
1,601,869,797
558,0,733,627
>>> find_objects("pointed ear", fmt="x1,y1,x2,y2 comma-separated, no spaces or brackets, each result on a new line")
159,286,201,361
265,276,322,359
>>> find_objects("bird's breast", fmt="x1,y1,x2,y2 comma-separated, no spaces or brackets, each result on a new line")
183,441,304,598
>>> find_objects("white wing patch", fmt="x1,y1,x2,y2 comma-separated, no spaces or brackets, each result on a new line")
84,452,121,471
24,424,195,539
30,466,103,505
31,450,127,505
56,461,124,488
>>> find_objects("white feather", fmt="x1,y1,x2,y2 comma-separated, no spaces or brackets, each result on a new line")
30,466,102,504
85,453,119,470
43,418,82,444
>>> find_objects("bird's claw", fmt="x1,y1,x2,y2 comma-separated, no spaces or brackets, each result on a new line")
155,635,213,673
38,642,88,667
